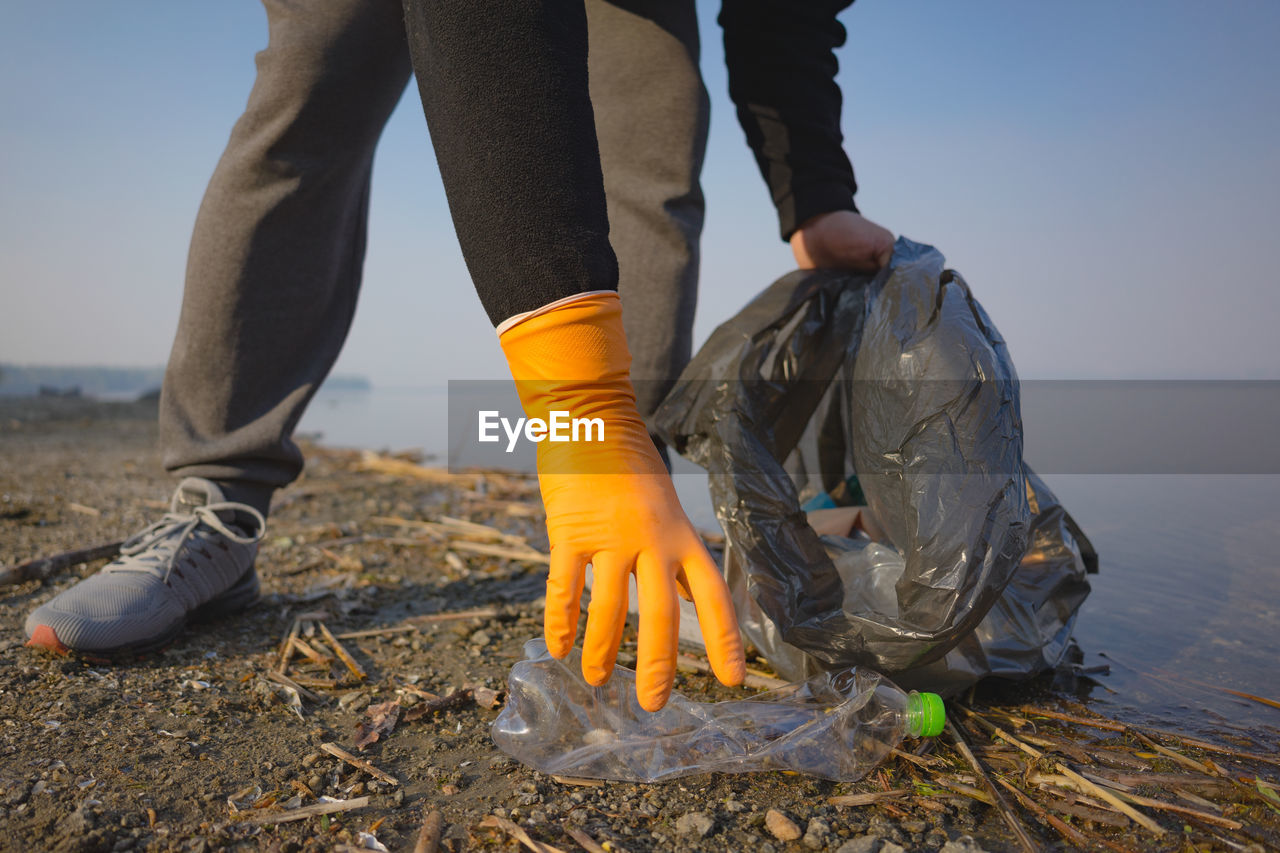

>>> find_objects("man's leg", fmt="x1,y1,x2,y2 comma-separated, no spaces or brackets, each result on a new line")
160,0,412,516
26,0,412,657
588,0,707,428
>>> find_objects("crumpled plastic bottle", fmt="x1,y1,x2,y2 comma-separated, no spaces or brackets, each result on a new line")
491,639,945,782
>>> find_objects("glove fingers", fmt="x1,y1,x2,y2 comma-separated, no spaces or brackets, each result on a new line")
635,553,679,712
674,568,694,602
544,545,588,658
681,546,746,688
581,553,632,686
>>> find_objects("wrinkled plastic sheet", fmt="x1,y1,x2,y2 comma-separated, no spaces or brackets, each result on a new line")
654,238,1096,693
492,640,919,782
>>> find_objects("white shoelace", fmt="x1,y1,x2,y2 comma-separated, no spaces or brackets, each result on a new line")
110,502,266,584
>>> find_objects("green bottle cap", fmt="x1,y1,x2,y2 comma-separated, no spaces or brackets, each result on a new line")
907,691,946,738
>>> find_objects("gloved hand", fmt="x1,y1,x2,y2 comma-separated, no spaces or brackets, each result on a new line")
499,292,745,711
790,210,894,272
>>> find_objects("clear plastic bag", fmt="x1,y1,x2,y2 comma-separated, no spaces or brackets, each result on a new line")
654,238,1097,692
491,639,944,782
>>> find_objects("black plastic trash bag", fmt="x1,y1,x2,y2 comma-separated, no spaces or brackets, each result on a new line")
654,238,1096,695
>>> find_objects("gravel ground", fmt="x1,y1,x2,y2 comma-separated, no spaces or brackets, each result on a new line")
2,397,1275,853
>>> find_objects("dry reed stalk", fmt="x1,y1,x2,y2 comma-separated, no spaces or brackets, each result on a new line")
946,719,1042,853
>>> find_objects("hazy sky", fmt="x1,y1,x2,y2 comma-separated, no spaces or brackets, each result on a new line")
2,1,1278,385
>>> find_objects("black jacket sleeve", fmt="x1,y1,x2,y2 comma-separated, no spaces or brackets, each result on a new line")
719,0,858,241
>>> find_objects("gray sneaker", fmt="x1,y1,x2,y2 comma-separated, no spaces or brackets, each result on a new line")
25,477,266,659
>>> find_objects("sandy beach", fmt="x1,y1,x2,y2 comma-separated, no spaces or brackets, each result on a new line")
2,397,1276,853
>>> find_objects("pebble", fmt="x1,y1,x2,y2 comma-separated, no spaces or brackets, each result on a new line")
880,842,906,853
60,805,97,835
803,817,832,849
675,812,715,838
723,799,746,813
2,784,29,806
836,837,881,853
765,809,802,842
471,631,491,647
338,691,370,713
940,837,988,853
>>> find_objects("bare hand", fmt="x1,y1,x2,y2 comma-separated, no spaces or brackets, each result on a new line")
790,210,894,272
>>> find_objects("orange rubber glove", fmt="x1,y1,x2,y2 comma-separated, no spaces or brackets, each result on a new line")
498,291,745,711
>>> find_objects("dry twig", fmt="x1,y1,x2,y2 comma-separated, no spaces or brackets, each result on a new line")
478,815,568,853
289,636,333,667
0,540,123,587
406,607,499,626
960,708,1166,837
412,809,443,853
1020,705,1280,768
357,452,473,484
563,826,614,853
828,789,910,807
550,775,604,787
319,742,399,786
266,670,322,704
335,625,417,640
402,689,474,721
675,653,787,691
946,719,1041,853
244,796,370,825
318,622,367,681
449,540,550,564
276,616,301,674
993,775,1139,853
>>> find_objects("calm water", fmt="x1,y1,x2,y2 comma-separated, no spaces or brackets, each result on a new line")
299,387,1280,747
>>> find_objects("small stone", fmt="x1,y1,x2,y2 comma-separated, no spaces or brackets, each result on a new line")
765,809,802,842
803,817,832,849
2,784,29,806
676,812,715,838
441,784,459,795
880,843,906,853
61,805,97,835
925,830,950,849
940,837,988,853
723,799,746,814
300,752,321,768
836,836,881,853
338,691,369,713
471,631,491,647
307,775,324,793
900,819,927,834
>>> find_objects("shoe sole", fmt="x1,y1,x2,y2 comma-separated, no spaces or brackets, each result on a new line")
25,567,261,662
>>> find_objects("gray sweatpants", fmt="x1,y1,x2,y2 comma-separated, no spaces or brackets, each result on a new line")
160,0,707,514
